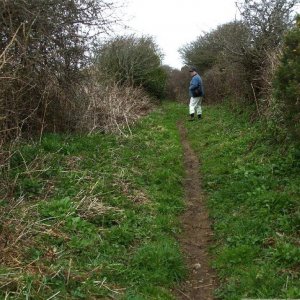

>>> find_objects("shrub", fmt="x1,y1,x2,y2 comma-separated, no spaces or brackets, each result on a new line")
179,1,298,107
94,35,167,99
0,0,117,142
163,66,190,102
179,22,252,103
273,15,300,140
80,75,152,135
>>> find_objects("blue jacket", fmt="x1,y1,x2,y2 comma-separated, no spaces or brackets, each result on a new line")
189,74,204,97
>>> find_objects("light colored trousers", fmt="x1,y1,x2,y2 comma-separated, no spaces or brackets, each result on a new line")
189,96,203,115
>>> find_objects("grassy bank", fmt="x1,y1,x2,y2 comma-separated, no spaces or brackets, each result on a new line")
2,101,299,299
0,103,186,299
186,103,300,299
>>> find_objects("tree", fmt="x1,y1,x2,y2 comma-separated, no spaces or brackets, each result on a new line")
179,0,299,107
237,0,299,95
238,0,298,49
179,31,222,73
179,22,250,73
94,35,167,98
179,22,252,102
0,0,118,140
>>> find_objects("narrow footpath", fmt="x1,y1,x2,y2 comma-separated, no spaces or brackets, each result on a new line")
174,121,217,300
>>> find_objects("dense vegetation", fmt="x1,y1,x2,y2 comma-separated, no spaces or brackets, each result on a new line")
172,0,300,142
94,35,167,99
273,15,300,140
0,0,118,141
0,0,167,145
1,0,299,142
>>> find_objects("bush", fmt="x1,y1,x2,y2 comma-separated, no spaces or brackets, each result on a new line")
273,15,300,140
179,1,298,107
179,22,252,103
0,0,117,142
94,35,167,99
163,66,190,102
203,64,250,104
80,74,152,135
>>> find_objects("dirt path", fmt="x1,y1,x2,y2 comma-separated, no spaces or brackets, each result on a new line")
174,121,217,300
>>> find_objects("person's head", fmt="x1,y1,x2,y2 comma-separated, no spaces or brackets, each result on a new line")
189,66,197,76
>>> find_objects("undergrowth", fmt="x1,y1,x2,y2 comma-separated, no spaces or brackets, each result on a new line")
186,102,300,299
0,103,186,299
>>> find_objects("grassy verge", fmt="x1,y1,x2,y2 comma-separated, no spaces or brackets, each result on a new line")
0,103,186,299
186,103,300,299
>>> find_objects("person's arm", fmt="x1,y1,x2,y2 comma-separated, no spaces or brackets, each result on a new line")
189,76,199,91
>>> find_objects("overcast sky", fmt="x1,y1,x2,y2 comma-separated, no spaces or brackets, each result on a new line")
121,0,240,69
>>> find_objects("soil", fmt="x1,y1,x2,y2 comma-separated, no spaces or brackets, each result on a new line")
174,121,217,300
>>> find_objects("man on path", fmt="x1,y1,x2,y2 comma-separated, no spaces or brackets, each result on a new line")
188,67,204,121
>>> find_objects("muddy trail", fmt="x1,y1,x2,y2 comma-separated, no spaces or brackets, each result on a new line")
174,121,217,300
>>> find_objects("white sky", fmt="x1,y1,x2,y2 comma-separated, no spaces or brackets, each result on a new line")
121,0,240,69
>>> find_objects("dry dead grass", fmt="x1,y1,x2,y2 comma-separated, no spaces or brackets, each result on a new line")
113,178,150,205
0,192,116,297
81,77,153,136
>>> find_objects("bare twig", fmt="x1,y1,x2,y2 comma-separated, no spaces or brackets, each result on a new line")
251,83,261,117
46,291,60,300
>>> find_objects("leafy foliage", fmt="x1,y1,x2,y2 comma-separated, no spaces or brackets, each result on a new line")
94,35,167,99
239,0,298,49
237,0,299,97
273,15,300,140
179,0,298,111
179,22,250,74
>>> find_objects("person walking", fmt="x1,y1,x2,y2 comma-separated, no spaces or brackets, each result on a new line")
188,67,204,121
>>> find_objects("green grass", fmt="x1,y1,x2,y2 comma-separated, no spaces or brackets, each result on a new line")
2,101,299,299
185,102,300,299
0,103,187,299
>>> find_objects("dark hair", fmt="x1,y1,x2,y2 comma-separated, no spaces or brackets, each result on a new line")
189,66,197,72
